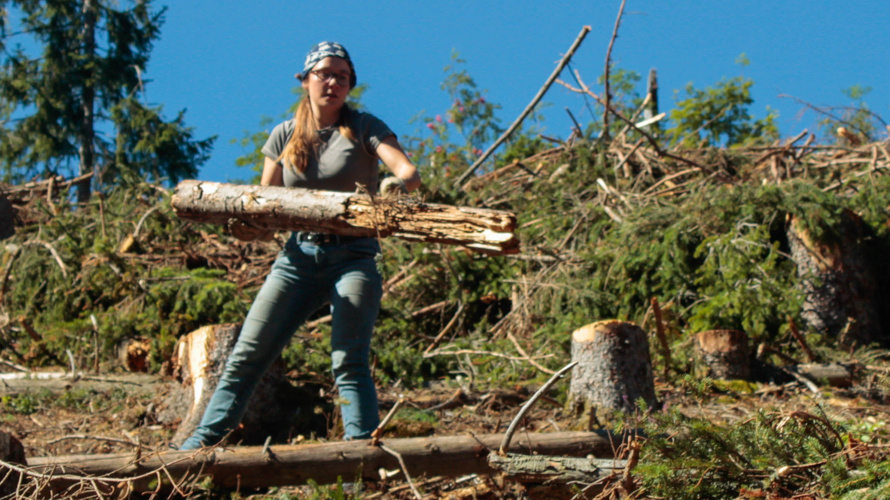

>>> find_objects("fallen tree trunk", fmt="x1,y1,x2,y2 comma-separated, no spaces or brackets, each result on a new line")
793,362,856,387
488,453,625,483
488,453,626,500
23,431,617,490
171,180,519,254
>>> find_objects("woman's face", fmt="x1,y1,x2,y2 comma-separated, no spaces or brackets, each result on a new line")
302,56,352,112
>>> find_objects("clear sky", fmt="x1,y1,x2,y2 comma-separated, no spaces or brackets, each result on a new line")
142,0,890,183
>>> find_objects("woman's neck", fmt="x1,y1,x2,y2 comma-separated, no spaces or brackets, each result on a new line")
311,104,340,129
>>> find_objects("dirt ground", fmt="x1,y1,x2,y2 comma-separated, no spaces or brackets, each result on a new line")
2,368,890,498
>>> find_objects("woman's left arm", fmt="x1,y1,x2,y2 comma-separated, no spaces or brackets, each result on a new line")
376,135,421,192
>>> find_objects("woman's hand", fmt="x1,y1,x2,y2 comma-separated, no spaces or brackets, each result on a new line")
376,136,421,192
379,176,408,197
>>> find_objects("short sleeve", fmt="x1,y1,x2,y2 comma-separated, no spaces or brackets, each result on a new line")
262,120,294,160
355,111,395,154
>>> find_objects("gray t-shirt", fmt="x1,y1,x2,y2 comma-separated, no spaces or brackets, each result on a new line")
262,108,394,195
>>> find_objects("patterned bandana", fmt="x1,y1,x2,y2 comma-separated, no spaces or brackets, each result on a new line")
299,41,356,88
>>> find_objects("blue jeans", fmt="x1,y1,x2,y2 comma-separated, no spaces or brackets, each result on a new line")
180,234,383,450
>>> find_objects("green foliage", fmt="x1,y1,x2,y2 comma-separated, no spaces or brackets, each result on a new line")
0,182,251,369
1,391,43,415
637,408,850,498
667,60,778,147
401,51,507,201
109,96,214,187
0,386,147,416
0,0,213,197
817,85,886,144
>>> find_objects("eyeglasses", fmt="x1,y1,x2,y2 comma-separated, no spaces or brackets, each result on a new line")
310,70,350,86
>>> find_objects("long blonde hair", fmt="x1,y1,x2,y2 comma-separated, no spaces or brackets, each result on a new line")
279,96,356,173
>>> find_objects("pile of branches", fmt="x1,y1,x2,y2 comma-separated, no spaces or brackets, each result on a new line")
441,131,890,371
0,176,280,372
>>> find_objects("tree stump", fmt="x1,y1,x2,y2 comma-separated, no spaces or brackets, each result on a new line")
0,431,26,497
569,320,658,425
157,324,328,447
695,330,750,380
117,337,151,372
786,212,882,346
0,189,15,241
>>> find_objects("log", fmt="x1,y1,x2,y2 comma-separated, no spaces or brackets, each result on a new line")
569,321,658,424
787,211,882,346
24,431,619,490
488,452,626,499
792,363,855,387
156,324,327,447
171,180,519,254
695,329,750,380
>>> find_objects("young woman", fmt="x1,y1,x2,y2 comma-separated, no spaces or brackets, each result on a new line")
180,41,420,450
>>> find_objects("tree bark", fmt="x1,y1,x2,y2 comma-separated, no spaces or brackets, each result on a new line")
695,329,750,380
793,363,854,387
488,453,626,499
0,189,15,241
156,324,326,448
24,431,619,491
787,211,882,346
76,0,97,203
171,180,519,254
569,321,658,424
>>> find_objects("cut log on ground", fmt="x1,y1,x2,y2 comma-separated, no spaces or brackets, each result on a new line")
792,363,855,387
23,431,619,491
569,320,658,424
488,452,626,499
787,211,882,346
156,323,328,448
695,329,751,380
171,180,519,254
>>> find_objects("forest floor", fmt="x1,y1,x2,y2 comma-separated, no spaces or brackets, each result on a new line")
3,366,890,499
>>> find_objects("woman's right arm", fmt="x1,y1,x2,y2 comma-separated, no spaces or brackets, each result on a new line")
261,157,284,186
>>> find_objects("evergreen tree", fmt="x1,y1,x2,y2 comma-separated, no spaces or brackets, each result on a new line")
0,0,213,201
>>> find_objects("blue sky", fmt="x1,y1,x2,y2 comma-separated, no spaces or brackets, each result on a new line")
141,1,889,183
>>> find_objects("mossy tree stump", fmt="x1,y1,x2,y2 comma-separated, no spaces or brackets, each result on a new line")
695,329,751,380
569,320,658,425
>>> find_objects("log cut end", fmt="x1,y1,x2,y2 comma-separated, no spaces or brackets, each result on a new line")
695,330,750,380
571,320,626,343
